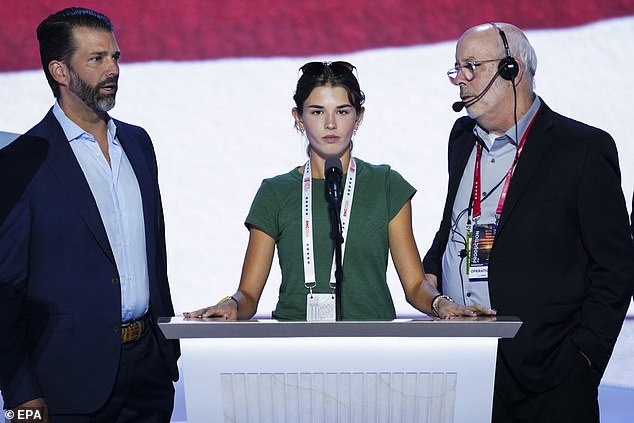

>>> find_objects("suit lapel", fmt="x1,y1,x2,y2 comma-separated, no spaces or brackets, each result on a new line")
446,130,477,217
38,111,116,265
495,101,555,237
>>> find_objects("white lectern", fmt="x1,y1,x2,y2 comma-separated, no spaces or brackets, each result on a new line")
158,317,521,423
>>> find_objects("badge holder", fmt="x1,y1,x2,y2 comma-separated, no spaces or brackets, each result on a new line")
467,223,496,282
306,283,336,322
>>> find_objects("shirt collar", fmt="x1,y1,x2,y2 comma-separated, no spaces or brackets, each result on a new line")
52,101,118,144
473,96,541,149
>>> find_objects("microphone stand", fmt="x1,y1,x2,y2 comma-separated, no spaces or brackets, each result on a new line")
328,197,344,321
325,157,344,321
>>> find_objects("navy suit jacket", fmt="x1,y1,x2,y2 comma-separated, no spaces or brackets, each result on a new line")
0,109,180,412
423,99,634,392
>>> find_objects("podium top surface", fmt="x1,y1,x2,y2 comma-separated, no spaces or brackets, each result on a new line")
157,316,521,339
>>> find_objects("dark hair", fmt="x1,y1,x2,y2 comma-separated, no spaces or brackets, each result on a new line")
293,61,365,116
36,7,114,98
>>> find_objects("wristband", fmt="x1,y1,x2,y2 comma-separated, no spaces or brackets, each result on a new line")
217,295,239,311
431,294,454,317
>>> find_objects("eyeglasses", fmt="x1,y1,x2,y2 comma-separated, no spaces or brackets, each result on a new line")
447,59,502,84
299,61,356,77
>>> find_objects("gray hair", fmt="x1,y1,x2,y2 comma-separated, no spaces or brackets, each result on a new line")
495,23,538,89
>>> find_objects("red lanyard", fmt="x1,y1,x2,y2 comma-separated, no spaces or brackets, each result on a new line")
471,111,539,222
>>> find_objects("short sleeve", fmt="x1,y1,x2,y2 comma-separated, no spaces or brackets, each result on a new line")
245,179,280,240
386,168,416,221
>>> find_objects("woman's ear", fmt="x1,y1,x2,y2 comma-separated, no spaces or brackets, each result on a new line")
355,107,365,129
292,107,304,133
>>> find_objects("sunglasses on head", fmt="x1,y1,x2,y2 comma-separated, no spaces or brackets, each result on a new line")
299,61,356,76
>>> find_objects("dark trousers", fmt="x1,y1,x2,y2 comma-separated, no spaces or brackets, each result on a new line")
492,351,600,423
50,326,175,423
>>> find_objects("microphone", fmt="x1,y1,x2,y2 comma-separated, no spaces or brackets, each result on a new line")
452,101,466,113
325,157,343,207
451,68,501,112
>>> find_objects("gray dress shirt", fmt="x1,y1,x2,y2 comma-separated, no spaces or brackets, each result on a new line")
441,97,541,308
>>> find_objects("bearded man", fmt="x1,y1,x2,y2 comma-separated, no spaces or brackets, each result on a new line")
0,7,179,422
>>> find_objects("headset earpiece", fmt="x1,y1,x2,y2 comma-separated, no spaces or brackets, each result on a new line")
491,23,519,81
498,56,519,81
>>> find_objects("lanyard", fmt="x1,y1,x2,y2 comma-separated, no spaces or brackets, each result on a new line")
302,157,357,293
471,111,539,223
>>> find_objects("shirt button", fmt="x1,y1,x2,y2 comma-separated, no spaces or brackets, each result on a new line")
466,292,472,297
112,276,120,285
491,158,496,163
113,325,120,333
483,191,488,197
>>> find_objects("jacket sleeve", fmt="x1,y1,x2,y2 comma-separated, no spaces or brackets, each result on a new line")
0,136,48,408
0,197,43,408
422,227,445,281
570,130,634,374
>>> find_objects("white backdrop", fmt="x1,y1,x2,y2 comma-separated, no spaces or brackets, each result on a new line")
1,18,631,317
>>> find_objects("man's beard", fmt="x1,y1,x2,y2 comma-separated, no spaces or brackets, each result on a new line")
68,68,118,113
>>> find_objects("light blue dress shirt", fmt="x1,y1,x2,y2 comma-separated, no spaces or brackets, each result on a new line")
442,97,541,308
53,102,149,322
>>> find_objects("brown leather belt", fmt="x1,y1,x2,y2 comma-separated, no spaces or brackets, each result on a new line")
121,313,150,343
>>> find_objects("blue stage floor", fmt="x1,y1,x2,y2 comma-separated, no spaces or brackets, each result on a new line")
598,385,634,423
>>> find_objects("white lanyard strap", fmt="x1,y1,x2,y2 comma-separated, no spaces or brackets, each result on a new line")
302,157,357,292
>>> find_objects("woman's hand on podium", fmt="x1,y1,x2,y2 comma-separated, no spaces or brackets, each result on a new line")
183,296,239,320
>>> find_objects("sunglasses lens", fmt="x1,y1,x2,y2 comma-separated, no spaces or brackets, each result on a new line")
331,61,355,72
299,61,355,75
299,62,324,74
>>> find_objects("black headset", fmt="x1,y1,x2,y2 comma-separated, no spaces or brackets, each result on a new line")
491,23,519,81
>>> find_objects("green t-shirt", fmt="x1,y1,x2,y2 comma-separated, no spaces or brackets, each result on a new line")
245,158,416,321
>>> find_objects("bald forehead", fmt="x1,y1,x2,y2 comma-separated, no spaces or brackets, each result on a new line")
463,23,497,37
459,24,500,46
455,25,501,61
460,23,525,47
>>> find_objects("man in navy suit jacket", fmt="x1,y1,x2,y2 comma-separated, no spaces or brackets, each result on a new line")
423,23,634,422
0,8,179,422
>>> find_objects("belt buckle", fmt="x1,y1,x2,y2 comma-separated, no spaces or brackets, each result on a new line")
121,316,147,343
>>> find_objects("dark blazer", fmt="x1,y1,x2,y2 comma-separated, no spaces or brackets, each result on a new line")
423,99,634,392
0,109,180,412
0,134,48,228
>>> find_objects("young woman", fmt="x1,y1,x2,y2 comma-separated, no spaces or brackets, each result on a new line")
185,61,493,321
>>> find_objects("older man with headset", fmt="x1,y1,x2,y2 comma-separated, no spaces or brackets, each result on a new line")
423,22,634,423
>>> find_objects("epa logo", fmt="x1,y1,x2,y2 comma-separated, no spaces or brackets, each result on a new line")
4,408,45,421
